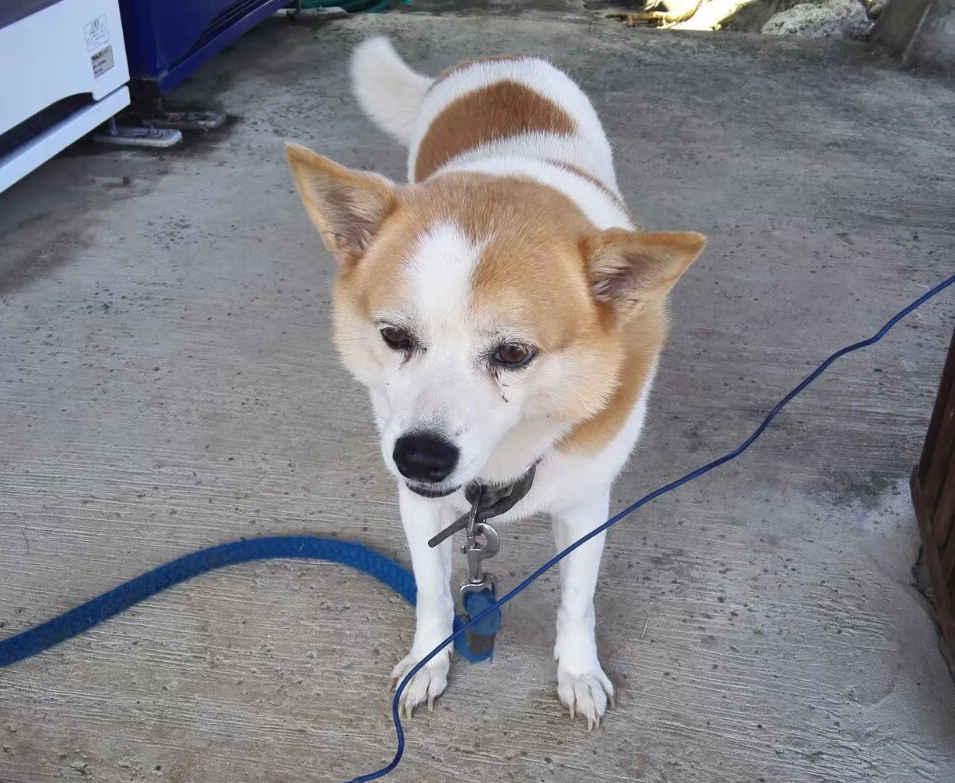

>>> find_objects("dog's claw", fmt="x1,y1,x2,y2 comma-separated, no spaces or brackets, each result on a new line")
390,649,450,719
608,692,616,709
557,667,613,730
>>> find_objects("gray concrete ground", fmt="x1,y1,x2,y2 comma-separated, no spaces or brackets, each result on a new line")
2,7,955,783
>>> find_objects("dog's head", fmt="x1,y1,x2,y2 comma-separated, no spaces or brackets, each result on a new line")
287,144,704,497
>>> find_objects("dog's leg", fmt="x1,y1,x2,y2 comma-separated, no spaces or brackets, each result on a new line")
390,484,455,717
551,488,614,729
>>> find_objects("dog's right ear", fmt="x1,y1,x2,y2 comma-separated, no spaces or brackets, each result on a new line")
285,143,396,265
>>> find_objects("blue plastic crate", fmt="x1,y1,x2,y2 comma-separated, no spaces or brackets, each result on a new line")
118,0,289,97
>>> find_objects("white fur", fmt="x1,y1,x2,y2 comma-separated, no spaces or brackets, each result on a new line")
351,37,433,146
404,222,481,329
350,40,656,726
389,484,455,715
373,222,525,490
446,155,634,231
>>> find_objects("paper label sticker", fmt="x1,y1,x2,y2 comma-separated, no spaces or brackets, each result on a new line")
91,45,114,78
84,15,109,52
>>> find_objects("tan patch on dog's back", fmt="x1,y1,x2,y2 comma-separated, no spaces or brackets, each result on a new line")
415,81,576,182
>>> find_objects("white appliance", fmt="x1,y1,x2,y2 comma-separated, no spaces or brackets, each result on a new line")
0,0,131,194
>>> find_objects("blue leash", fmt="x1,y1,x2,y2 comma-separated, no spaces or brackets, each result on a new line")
1,273,953,781
0,537,416,668
362,272,955,783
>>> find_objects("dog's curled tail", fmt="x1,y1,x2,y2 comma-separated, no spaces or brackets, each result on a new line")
351,37,432,146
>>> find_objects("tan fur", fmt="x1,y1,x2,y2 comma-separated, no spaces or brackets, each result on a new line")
583,230,705,308
556,231,705,451
333,173,594,340
414,81,576,182
286,144,395,265
462,179,629,425
557,304,666,452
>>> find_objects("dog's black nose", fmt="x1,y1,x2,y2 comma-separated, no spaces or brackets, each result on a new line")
393,433,459,484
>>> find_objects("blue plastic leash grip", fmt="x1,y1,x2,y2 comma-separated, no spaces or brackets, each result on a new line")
453,588,502,663
0,536,417,669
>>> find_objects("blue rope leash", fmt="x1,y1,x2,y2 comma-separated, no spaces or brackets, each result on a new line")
0,273,952,780
0,537,415,669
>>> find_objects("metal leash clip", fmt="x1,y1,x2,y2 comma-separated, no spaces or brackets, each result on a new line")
427,463,537,549
457,490,502,659
426,464,538,662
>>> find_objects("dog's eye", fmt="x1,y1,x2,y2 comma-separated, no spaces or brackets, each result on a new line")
380,326,413,351
493,343,535,368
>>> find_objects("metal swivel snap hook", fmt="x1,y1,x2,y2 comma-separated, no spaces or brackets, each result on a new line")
426,463,539,662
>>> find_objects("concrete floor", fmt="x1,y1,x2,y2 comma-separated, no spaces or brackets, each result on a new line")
2,7,955,783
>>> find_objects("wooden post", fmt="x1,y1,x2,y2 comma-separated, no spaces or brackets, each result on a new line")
911,326,955,672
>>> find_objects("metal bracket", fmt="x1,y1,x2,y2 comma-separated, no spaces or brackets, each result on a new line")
121,110,227,132
93,117,181,148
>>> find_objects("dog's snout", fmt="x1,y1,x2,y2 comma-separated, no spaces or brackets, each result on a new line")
393,433,459,483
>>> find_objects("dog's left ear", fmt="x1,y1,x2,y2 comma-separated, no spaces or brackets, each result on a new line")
582,230,706,311
285,143,396,265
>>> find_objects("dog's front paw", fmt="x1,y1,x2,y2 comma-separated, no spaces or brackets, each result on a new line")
556,664,614,730
555,632,615,729
389,648,450,718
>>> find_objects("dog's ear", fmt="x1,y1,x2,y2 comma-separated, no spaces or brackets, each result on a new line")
285,143,396,265
581,230,705,312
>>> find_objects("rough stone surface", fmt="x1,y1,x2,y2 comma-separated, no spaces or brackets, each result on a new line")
699,0,806,32
2,7,955,783
916,4,955,67
870,0,952,67
592,0,882,35
762,0,873,38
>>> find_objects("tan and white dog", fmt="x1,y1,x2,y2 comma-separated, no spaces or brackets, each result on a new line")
286,37,704,729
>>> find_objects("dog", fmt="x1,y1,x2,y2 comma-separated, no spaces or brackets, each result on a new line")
286,37,704,729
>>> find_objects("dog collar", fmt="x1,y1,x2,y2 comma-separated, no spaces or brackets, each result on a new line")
426,461,539,549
